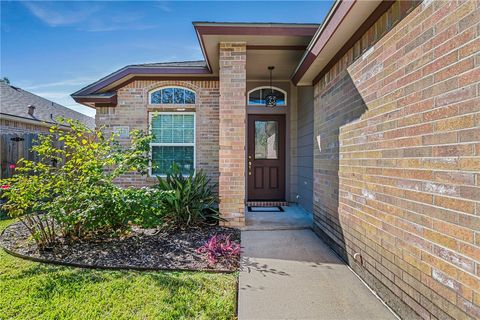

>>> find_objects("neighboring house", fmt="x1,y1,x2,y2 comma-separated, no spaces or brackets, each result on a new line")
0,80,95,134
0,80,95,178
72,1,479,319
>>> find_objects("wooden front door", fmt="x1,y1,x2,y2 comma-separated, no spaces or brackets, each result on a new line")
247,114,286,201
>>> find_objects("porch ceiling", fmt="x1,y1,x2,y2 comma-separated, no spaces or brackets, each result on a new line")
246,49,306,80
194,23,319,80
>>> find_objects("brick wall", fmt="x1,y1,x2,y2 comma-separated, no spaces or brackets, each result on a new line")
313,1,479,319
96,79,220,188
218,42,247,227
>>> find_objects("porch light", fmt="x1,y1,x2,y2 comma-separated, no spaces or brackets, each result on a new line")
265,66,277,107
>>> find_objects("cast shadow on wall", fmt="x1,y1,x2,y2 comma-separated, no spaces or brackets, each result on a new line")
312,71,368,262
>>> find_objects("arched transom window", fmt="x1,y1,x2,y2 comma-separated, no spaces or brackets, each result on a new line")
247,86,287,106
150,87,196,105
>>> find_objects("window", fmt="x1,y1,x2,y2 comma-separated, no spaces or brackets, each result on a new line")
149,87,196,105
150,113,195,176
247,87,286,106
255,120,279,159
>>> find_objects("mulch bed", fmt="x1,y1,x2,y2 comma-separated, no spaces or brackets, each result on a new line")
0,221,240,272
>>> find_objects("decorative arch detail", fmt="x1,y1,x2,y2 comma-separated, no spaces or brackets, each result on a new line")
149,86,196,105
247,86,287,106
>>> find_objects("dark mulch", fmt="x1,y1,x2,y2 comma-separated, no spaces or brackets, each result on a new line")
0,221,240,272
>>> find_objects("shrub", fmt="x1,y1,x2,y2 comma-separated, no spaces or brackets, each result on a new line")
196,234,240,265
1,162,56,247
122,187,170,228
0,185,10,220
155,164,220,227
51,185,170,236
1,119,153,247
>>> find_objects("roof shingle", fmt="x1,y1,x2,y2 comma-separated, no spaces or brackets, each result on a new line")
0,81,95,129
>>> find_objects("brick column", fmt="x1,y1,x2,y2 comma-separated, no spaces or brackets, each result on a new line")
218,42,247,227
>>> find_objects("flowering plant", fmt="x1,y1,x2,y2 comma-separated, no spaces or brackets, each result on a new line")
196,234,240,266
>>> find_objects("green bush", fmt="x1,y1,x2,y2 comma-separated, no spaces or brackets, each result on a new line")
50,184,170,237
1,118,222,249
1,165,56,246
1,119,154,247
122,187,170,228
155,164,220,227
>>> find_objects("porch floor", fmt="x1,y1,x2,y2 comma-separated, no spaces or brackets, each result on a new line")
242,204,313,231
238,206,397,319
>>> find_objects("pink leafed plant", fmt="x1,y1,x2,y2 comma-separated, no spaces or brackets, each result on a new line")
196,234,240,265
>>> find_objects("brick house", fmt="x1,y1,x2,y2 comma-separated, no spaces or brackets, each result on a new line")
72,1,479,319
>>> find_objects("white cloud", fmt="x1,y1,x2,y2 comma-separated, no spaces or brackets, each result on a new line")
21,1,160,32
22,2,101,27
84,22,158,32
156,1,172,12
24,78,99,90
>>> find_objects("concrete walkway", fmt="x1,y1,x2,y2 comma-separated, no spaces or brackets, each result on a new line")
238,206,397,320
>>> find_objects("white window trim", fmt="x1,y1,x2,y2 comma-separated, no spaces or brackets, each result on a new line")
148,86,197,105
247,86,287,106
148,111,196,177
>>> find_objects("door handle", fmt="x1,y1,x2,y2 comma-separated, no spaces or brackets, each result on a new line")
248,161,252,175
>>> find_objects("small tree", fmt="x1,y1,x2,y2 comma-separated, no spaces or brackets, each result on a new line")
1,119,152,247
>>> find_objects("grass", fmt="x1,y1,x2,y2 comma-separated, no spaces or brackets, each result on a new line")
0,219,237,320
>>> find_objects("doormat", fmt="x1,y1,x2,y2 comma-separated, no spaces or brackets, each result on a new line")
247,206,284,212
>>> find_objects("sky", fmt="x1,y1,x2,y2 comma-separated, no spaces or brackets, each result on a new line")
1,1,333,118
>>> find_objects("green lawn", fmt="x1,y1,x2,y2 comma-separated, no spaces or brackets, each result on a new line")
0,219,237,320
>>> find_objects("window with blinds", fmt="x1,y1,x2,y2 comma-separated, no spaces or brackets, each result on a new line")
149,113,195,176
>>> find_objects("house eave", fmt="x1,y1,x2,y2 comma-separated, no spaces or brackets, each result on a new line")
291,0,388,86
72,65,211,97
71,92,118,108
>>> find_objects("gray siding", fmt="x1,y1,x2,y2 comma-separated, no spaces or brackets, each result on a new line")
296,86,314,212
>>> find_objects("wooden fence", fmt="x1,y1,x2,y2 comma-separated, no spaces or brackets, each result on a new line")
0,133,41,179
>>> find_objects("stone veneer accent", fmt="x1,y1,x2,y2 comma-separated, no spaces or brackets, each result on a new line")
95,80,220,188
218,42,247,227
313,1,479,319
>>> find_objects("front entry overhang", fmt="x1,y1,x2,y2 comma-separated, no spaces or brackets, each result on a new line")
193,22,319,81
